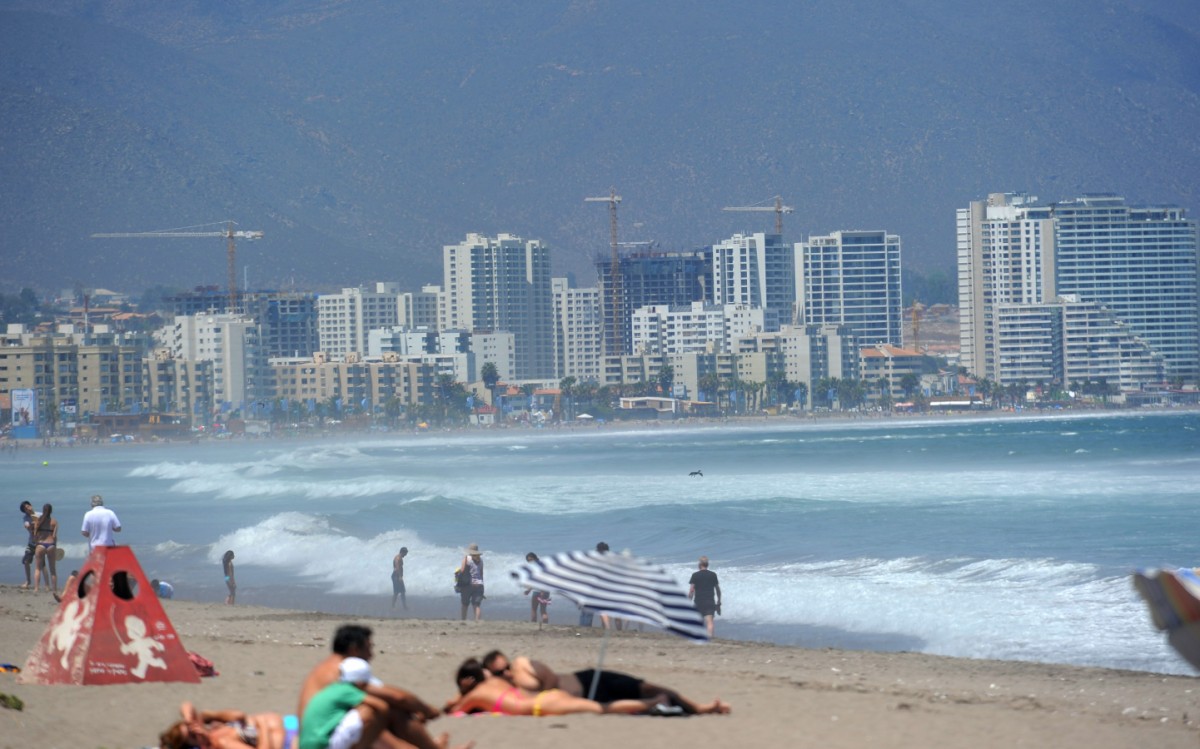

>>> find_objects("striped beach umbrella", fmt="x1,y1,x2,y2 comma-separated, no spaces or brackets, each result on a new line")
511,549,708,642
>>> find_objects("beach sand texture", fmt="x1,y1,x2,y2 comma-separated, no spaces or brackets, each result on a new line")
0,586,1196,749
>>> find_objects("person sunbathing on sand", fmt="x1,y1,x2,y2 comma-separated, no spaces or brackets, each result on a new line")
159,701,293,749
481,650,731,715
298,624,472,749
445,658,655,716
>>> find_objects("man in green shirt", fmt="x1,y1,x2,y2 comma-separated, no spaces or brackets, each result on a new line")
300,657,390,749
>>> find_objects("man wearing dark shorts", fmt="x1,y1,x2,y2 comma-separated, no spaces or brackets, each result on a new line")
20,501,37,589
688,556,721,638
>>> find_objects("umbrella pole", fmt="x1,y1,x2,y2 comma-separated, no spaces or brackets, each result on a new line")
587,627,611,701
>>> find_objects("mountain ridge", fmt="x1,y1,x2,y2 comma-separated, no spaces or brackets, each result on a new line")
2,0,1197,295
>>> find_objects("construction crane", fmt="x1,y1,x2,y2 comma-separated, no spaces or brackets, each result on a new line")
722,195,795,235
911,300,922,352
92,221,264,312
585,188,624,355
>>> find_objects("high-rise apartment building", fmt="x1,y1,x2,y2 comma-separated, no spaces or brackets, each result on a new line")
1051,196,1198,380
958,193,1198,383
797,230,903,347
630,302,764,356
163,312,267,409
711,233,794,330
552,278,603,382
443,233,555,379
170,289,320,359
317,283,403,358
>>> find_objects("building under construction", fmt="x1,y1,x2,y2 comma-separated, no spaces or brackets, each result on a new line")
594,246,710,356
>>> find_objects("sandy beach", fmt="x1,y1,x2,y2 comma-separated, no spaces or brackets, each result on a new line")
0,585,1196,749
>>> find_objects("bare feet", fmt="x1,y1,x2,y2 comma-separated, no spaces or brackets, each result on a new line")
696,699,732,715
432,732,475,749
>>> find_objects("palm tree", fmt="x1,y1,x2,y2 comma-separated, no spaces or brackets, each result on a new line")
559,376,577,421
656,364,675,398
793,381,809,411
481,362,502,422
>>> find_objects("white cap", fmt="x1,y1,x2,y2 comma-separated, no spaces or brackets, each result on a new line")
339,657,373,684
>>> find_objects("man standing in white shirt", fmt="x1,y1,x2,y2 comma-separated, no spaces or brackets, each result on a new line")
81,495,121,550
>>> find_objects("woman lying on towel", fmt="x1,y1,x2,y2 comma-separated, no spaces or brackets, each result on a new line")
445,658,655,716
158,701,298,749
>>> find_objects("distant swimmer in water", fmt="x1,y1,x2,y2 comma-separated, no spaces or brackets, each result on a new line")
689,470,703,477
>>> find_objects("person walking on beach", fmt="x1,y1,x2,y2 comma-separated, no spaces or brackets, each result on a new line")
523,552,550,625
689,555,722,638
222,550,237,605
391,547,408,611
459,543,484,621
32,503,58,593
19,500,37,589
80,494,121,551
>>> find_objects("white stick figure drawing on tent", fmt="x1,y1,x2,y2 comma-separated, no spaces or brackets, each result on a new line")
117,615,166,678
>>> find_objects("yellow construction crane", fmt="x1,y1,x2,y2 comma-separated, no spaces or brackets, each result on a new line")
584,188,624,355
92,221,264,312
722,195,795,235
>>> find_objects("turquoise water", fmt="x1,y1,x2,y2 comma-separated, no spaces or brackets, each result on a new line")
4,410,1198,674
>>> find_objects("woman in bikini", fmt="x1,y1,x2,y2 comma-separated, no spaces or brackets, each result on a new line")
222,550,236,605
445,658,651,716
32,503,57,594
158,701,295,749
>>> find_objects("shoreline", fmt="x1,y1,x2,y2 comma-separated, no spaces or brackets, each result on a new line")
1,587,1197,749
4,404,1197,450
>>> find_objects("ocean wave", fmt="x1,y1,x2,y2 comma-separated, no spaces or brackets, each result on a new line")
205,512,533,597
701,556,1184,674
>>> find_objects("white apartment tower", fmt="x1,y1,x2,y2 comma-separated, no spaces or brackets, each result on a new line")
1051,196,1198,381
959,192,1198,383
552,278,603,382
711,232,794,329
443,233,555,379
630,302,765,356
797,230,903,347
317,283,403,358
165,312,265,409
957,193,1056,381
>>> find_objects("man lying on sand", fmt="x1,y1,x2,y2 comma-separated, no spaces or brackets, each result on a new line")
445,657,655,716
298,624,472,749
481,650,730,715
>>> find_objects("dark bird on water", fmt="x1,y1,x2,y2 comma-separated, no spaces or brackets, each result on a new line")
689,470,703,477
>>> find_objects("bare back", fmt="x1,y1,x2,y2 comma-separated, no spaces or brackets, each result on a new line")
297,654,343,716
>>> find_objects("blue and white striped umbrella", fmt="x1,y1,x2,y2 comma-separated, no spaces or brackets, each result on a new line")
511,549,708,642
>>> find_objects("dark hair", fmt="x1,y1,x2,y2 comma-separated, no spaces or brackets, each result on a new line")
596,542,610,553
332,624,373,655
158,721,189,749
456,657,488,694
222,550,235,574
399,547,408,554
36,503,53,533
19,501,32,512
481,650,505,671
525,552,539,562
